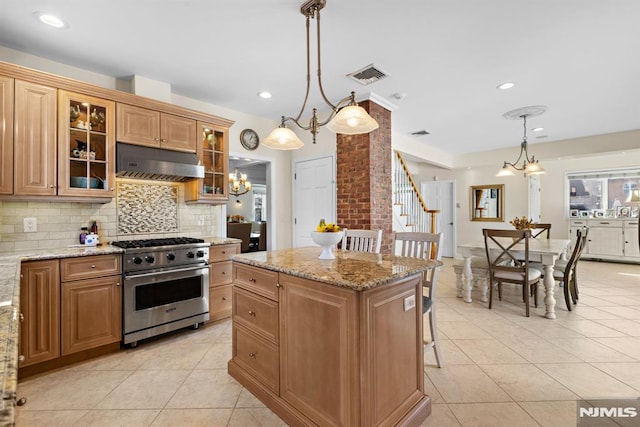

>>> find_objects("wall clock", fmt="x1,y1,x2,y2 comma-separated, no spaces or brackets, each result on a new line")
240,129,259,150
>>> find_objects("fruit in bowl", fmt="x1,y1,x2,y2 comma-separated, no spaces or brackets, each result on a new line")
315,218,340,232
311,219,343,259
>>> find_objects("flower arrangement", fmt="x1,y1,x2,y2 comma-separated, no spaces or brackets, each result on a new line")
315,218,340,232
227,214,245,223
509,216,534,230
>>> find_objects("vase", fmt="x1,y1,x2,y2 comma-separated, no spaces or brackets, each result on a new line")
310,231,344,259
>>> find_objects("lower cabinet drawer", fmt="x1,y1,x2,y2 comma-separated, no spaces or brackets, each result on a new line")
210,261,233,286
209,284,232,321
234,324,279,394
234,263,279,301
233,286,279,343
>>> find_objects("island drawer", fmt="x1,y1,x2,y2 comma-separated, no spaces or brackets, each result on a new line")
61,254,122,281
210,261,233,286
233,286,279,343
233,324,279,394
209,284,232,321
233,263,279,301
210,244,240,263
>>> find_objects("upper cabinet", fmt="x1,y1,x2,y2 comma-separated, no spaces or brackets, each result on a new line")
0,75,13,195
14,80,57,196
116,103,197,153
57,90,115,197
185,122,229,203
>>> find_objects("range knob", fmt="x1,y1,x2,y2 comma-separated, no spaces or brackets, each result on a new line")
187,252,195,258
145,255,155,264
196,250,205,258
133,256,143,265
166,253,176,261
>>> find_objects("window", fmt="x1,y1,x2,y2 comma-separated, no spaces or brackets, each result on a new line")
567,168,640,217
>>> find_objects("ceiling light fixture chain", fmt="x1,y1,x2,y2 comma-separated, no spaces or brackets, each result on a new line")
263,0,379,150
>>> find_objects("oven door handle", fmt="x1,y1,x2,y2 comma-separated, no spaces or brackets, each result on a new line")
125,264,208,279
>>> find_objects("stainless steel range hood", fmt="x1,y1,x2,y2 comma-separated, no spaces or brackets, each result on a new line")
116,143,204,182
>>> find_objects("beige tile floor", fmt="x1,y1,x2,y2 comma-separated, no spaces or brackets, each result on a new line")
15,259,640,426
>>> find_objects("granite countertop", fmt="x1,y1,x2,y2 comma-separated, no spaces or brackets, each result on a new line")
232,246,442,291
0,237,237,425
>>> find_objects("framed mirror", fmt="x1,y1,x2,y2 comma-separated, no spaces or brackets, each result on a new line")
471,184,504,222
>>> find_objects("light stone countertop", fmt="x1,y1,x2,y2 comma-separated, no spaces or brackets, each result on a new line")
232,247,442,291
0,237,238,425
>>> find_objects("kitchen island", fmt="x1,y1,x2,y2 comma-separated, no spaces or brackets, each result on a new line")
229,247,441,427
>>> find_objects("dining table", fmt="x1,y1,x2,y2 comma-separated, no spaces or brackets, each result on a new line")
457,237,571,319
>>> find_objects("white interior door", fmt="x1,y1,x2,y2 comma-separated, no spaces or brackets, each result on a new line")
422,180,456,257
293,156,335,247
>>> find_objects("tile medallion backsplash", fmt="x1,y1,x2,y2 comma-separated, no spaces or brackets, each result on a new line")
117,181,179,234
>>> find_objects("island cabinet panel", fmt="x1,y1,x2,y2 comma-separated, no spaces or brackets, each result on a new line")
278,274,359,427
361,277,425,426
208,243,240,321
19,260,61,367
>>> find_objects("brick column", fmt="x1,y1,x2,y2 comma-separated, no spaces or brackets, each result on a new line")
336,100,393,254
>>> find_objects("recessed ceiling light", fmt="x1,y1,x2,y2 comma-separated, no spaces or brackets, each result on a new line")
34,12,68,28
496,82,515,90
257,91,272,99
391,92,407,100
532,127,544,132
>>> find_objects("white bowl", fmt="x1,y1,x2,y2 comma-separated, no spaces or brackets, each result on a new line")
310,231,343,259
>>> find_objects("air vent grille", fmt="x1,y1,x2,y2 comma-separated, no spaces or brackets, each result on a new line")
347,64,389,85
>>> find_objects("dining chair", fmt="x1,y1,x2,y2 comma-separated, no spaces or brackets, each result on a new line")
393,231,443,367
341,229,382,254
530,223,552,239
483,228,542,317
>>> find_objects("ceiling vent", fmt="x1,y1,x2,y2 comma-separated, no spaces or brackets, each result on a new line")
347,64,389,85
411,130,430,136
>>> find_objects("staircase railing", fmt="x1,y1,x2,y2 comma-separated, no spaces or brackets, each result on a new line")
393,151,439,234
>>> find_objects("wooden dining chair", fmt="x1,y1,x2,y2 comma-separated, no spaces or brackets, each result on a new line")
530,223,552,239
393,232,443,367
483,229,542,317
341,229,382,254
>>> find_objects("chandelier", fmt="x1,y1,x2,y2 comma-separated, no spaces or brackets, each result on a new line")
229,169,252,196
497,106,546,177
263,0,379,150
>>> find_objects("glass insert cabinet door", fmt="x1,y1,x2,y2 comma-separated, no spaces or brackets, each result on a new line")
199,123,228,200
470,184,504,222
58,90,115,196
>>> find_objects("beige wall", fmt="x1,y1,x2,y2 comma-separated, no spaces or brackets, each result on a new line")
418,139,640,256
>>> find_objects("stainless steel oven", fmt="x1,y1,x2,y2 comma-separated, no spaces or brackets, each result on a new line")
112,237,210,346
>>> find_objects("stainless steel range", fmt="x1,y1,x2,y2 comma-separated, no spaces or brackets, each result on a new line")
111,237,210,346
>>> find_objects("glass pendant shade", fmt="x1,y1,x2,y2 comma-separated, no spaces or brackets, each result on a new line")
263,126,304,150
326,105,379,134
496,164,516,177
525,162,545,175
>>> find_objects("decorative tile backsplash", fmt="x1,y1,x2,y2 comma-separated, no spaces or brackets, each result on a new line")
117,181,179,234
0,179,222,252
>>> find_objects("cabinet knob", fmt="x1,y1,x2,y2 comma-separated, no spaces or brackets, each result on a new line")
276,283,281,288
49,184,55,188
91,264,96,269
248,310,256,316
249,352,257,358
249,278,256,283
221,271,226,275
116,282,120,287
222,251,226,254
222,296,228,301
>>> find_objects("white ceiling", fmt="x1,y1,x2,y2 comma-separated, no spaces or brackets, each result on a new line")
1,0,639,155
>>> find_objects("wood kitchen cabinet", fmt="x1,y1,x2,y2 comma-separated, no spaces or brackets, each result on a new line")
208,243,240,321
185,122,229,203
116,103,197,153
58,90,116,197
60,255,122,355
19,260,61,367
229,256,429,426
0,75,13,195
13,80,57,195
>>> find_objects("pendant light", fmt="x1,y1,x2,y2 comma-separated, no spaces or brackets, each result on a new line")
497,106,547,177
